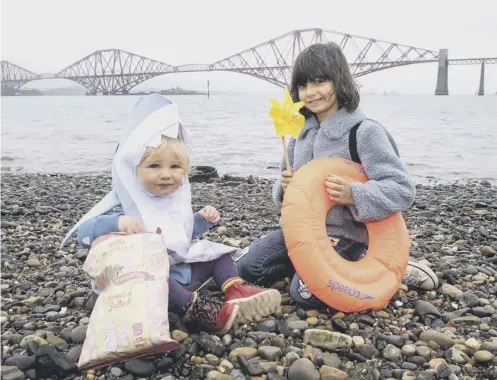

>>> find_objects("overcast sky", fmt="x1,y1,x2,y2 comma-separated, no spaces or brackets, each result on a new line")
2,0,497,94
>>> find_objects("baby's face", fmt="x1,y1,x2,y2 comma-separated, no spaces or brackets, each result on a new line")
136,147,185,197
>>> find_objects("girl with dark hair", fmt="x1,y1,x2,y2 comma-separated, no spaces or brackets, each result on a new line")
290,41,360,116
236,42,438,309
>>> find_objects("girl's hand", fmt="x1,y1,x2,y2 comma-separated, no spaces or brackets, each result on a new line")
199,205,220,224
325,174,355,205
118,216,141,234
280,170,294,192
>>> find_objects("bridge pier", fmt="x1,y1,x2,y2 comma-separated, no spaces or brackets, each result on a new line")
478,61,485,95
435,49,449,95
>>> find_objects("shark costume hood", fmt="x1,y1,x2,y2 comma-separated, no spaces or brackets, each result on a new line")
60,94,236,264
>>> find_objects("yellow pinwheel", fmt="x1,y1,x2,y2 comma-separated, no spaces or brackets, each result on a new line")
269,89,305,171
269,89,305,139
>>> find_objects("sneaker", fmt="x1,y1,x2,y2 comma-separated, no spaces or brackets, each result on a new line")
225,283,281,323
403,260,439,290
184,295,239,336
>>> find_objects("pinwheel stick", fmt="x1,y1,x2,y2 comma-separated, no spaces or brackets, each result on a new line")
281,136,291,172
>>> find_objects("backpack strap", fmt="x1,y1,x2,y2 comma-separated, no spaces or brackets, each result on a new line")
348,121,401,165
348,122,362,164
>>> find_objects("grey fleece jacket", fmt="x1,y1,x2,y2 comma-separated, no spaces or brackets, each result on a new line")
272,107,416,245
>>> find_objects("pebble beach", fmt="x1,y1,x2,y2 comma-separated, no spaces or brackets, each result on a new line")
1,171,496,380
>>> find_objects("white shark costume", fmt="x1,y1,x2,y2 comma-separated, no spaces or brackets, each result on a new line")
60,94,237,268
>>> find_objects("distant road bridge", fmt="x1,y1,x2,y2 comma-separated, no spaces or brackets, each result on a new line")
1,28,495,96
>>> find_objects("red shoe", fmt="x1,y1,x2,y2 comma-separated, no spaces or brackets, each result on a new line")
185,295,239,336
225,283,281,323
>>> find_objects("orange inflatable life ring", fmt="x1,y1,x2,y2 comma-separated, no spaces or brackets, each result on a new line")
281,157,410,312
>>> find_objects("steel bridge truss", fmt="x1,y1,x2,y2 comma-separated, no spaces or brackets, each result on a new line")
196,28,439,87
1,61,39,95
56,49,175,94
1,28,495,94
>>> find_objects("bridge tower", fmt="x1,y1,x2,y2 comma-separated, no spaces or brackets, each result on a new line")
478,61,485,96
435,49,449,95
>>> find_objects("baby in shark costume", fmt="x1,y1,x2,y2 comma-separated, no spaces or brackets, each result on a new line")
62,94,281,335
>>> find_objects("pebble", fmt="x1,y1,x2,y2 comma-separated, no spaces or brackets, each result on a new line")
287,320,309,331
20,335,48,354
474,350,495,363
383,344,403,363
207,371,231,380
319,366,348,379
306,311,319,319
228,347,258,361
440,284,463,298
171,330,188,342
287,358,320,380
419,330,454,348
465,338,482,350
34,344,77,378
1,366,26,380
66,344,83,363
219,359,233,372
123,358,154,377
352,335,365,347
258,346,282,361
321,352,342,368
110,367,123,377
303,329,353,350
402,344,417,356
375,310,390,319
204,354,220,366
446,347,469,364
415,300,442,317
285,351,300,366
256,320,278,333
70,325,88,344
306,317,318,326
26,258,41,267
4,355,36,371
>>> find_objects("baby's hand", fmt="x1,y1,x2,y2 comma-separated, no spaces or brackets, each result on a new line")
199,205,220,224
325,174,355,205
118,216,141,234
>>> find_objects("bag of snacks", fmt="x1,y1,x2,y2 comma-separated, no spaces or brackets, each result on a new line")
78,232,179,370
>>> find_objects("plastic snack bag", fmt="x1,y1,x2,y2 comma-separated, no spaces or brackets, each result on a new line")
78,232,179,370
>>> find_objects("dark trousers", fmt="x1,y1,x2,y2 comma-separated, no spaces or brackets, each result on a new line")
235,229,366,309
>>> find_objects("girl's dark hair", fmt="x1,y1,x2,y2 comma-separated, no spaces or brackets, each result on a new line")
290,42,360,117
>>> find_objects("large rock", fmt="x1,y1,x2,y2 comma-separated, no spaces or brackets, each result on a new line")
303,329,353,350
70,325,88,344
34,344,77,379
123,358,155,377
419,330,454,348
189,166,219,183
4,355,36,371
198,333,226,357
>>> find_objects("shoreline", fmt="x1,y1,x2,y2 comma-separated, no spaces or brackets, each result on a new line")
2,170,497,187
1,172,496,379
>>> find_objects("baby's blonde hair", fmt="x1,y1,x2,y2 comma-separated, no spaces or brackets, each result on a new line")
139,136,190,173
